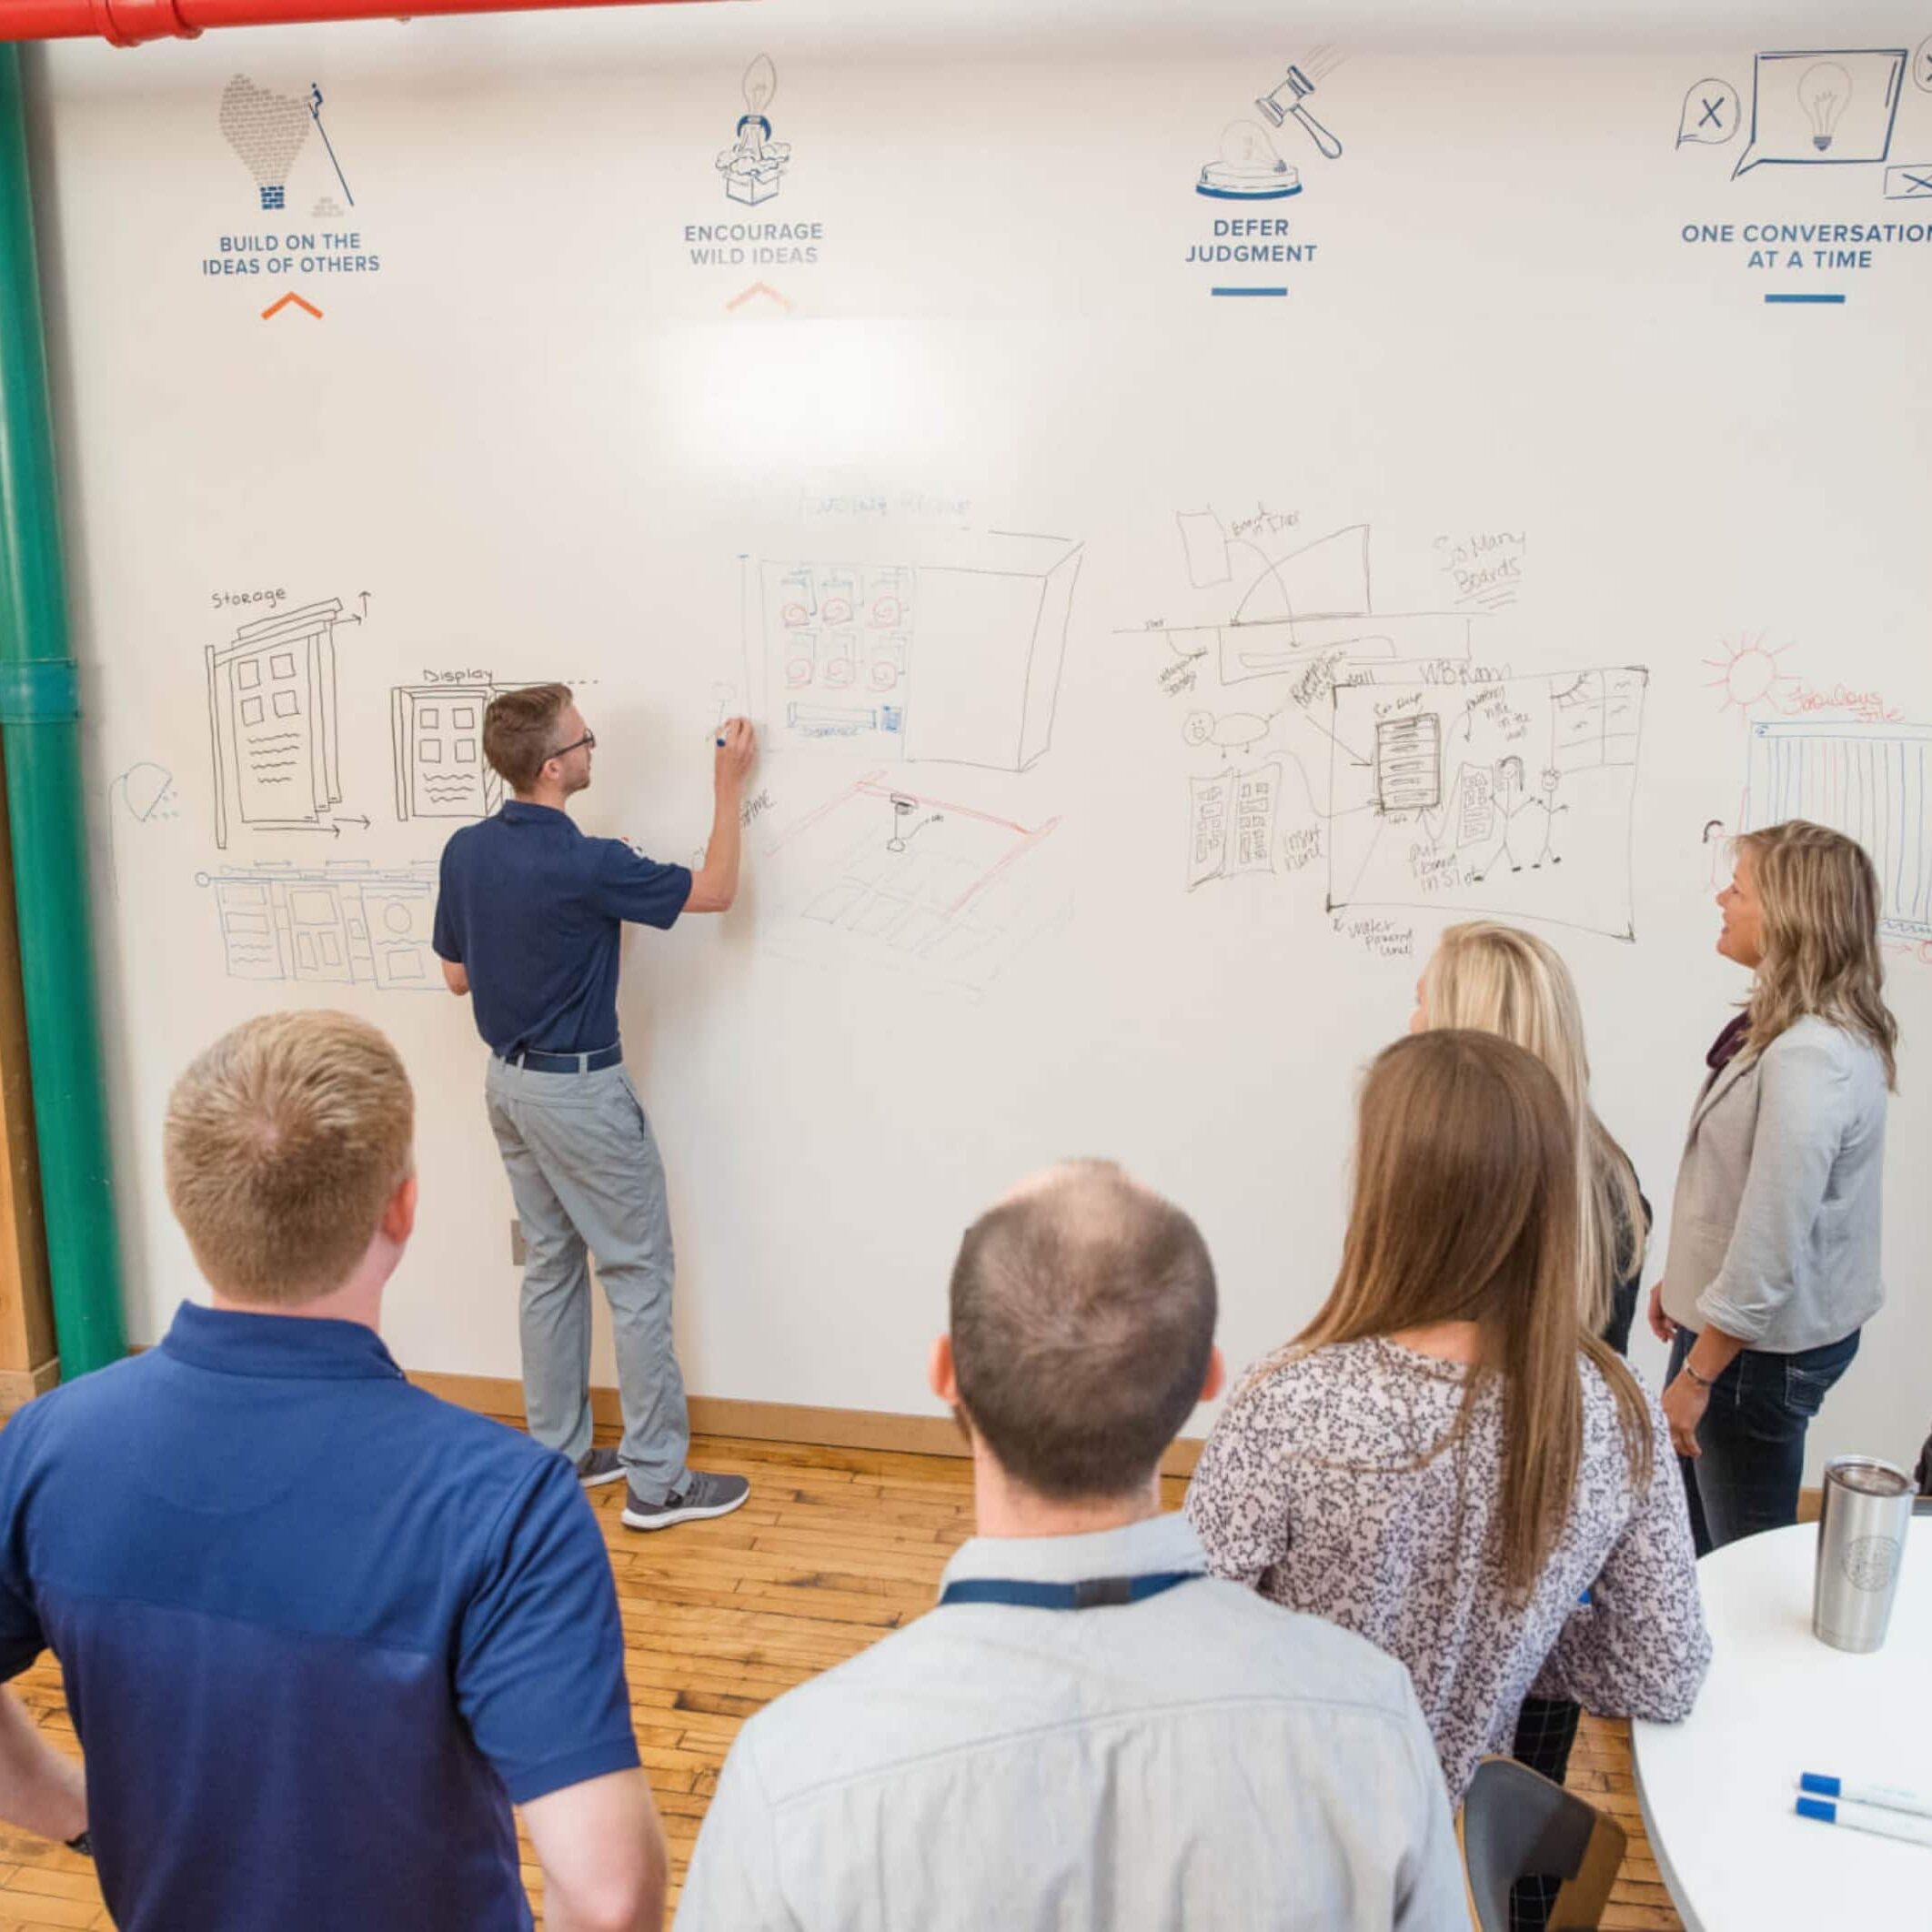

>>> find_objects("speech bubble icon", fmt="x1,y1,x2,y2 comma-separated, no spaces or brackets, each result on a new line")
1916,35,1932,93
1211,713,1272,750
1677,77,1740,146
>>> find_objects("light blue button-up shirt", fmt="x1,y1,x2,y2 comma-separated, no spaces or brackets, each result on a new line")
676,1512,1466,1931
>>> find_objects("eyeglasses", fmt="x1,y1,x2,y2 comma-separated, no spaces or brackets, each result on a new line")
547,730,596,761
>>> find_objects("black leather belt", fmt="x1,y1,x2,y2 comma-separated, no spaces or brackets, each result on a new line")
498,1044,623,1074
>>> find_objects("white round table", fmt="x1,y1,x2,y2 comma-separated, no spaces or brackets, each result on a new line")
1632,1519,1931,1931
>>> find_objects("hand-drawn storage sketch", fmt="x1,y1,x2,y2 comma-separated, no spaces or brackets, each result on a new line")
1746,720,1932,941
1157,522,1473,685
1677,77,1743,146
198,860,441,991
218,75,313,211
759,773,1066,998
392,685,502,820
1730,48,1907,177
718,55,791,205
1326,668,1648,940
753,532,1082,770
206,599,346,849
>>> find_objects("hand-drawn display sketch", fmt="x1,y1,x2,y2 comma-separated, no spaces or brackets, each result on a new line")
718,55,790,205
206,599,346,849
753,532,1082,770
1326,668,1648,939
1746,719,1932,940
1160,522,1473,685
392,685,502,820
1728,48,1907,177
1189,764,1283,889
198,860,440,990
759,772,1066,998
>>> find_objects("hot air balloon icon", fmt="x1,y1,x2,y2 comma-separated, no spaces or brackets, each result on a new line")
219,75,312,212
716,55,791,206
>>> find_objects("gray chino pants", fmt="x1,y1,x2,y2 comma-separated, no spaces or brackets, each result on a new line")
484,1055,689,1504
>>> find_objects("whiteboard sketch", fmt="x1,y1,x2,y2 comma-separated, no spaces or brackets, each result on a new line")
753,531,1082,770
760,773,1066,998
392,684,502,820
1326,668,1648,939
206,599,346,848
1188,763,1283,889
197,860,440,991
1157,522,1472,685
1746,720,1932,941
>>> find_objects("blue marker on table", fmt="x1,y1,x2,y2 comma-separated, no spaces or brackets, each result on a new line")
1796,1795,1932,1847
1801,1773,1932,1821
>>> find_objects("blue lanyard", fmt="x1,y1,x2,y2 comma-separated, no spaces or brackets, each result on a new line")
939,1570,1203,1610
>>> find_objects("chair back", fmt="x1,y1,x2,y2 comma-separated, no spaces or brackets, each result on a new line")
1457,1755,1627,1931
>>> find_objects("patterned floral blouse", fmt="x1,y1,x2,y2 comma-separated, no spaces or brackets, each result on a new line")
1184,1337,1711,1803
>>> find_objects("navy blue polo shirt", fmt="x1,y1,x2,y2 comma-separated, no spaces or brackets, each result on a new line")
0,1303,639,1932
434,801,691,1057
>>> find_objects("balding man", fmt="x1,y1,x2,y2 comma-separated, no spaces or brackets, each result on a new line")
676,1162,1465,1932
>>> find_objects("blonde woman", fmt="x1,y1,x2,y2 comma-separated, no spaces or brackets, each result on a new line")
1411,922,1648,1353
1654,820,1898,1553
1186,1031,1708,1814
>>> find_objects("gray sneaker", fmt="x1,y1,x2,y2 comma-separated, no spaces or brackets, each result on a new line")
621,1470,750,1531
576,1447,627,1488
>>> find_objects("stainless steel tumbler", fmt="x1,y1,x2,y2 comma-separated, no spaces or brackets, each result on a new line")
1814,1455,1916,1654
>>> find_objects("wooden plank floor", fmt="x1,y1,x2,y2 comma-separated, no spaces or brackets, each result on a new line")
0,1429,1683,1929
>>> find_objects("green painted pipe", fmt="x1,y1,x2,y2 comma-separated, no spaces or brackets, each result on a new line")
0,48,126,1378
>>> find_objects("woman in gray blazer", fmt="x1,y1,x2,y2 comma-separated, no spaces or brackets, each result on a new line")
1650,820,1898,1553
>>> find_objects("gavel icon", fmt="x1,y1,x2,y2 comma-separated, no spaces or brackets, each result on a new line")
1255,65,1343,161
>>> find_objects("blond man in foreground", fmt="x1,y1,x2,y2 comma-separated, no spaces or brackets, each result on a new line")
0,1011,664,1932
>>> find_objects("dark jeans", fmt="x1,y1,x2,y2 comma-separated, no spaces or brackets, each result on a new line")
1667,1325,1861,1555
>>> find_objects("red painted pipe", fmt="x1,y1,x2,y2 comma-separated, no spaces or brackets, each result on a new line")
3,0,707,48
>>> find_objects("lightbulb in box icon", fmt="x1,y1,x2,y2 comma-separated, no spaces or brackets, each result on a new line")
1797,60,1853,150
718,54,793,206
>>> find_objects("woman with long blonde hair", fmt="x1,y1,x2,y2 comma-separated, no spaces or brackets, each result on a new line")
1412,922,1647,1351
1186,1030,1708,1816
1654,820,1898,1552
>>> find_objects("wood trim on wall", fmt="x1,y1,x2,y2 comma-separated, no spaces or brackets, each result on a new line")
408,1370,1205,1478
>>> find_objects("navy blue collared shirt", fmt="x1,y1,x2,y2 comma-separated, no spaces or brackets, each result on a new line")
433,801,691,1057
0,1303,639,1932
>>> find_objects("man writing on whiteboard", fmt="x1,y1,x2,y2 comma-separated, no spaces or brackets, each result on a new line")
434,683,756,1532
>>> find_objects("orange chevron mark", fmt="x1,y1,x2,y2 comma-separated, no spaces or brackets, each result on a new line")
260,292,324,322
726,281,792,314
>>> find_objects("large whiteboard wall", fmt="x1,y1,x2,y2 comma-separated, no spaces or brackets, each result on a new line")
29,0,1932,1480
